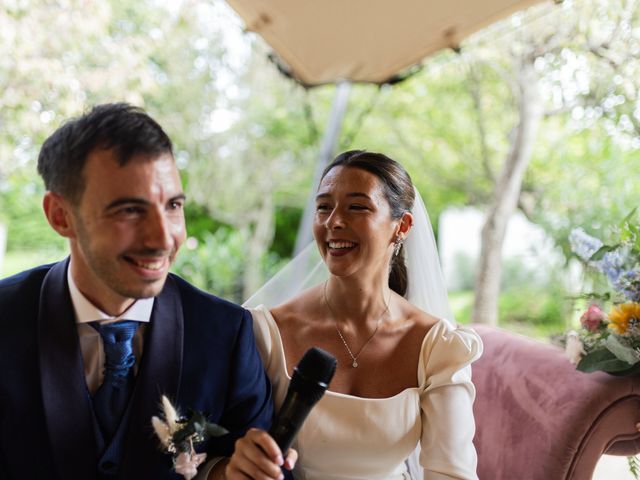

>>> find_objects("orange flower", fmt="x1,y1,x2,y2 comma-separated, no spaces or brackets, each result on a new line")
608,302,640,334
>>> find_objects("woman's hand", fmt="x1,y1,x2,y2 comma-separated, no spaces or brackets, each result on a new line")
225,428,297,480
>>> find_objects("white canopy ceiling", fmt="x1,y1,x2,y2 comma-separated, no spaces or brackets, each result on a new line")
226,0,548,87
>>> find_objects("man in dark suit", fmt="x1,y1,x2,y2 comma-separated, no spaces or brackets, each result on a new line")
0,103,279,479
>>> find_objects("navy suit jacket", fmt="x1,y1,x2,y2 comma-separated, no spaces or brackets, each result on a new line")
0,259,274,479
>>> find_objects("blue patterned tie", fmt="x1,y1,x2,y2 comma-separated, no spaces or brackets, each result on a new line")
92,320,140,442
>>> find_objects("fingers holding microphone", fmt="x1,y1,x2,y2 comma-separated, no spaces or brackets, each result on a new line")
282,447,298,471
225,428,297,480
227,347,335,479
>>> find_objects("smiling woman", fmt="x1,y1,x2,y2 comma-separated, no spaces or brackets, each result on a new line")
313,165,408,285
229,150,483,480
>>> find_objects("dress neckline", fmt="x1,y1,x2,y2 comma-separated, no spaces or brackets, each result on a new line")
256,305,448,402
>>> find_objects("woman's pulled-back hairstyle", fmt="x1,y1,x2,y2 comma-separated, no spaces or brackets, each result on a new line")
320,150,416,296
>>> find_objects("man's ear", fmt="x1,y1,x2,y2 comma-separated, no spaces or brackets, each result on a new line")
43,192,76,239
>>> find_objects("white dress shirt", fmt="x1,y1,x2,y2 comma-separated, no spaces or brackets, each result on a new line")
67,265,223,478
67,264,154,395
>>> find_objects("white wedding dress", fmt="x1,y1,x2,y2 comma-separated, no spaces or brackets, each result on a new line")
251,305,482,480
245,187,482,479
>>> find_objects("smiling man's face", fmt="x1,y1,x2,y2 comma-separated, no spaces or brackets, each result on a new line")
66,147,186,315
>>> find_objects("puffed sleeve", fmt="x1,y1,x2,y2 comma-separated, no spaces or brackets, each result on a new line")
250,305,274,370
418,320,483,480
250,305,290,394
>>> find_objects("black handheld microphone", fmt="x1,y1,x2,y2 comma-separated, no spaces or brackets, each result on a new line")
268,347,337,453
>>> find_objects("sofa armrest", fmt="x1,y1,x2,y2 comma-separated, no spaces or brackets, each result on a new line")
471,324,640,480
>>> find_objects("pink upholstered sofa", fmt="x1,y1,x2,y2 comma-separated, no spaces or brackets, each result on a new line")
472,324,640,480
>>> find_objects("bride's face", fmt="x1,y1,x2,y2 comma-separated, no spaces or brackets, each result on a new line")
313,166,399,279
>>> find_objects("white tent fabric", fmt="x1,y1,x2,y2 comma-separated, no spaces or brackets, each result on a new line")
226,0,547,86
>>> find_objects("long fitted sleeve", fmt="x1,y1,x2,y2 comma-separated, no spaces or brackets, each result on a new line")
418,321,483,479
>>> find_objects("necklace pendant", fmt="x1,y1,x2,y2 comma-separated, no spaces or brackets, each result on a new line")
352,360,358,368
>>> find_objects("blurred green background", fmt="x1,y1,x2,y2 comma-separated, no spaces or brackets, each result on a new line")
2,0,639,340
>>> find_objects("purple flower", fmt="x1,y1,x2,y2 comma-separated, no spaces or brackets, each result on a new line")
569,228,625,283
599,249,626,284
615,269,640,302
569,228,602,261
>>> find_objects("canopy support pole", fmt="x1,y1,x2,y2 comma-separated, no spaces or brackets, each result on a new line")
294,80,351,254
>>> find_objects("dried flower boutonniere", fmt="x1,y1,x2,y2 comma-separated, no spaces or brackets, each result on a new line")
152,395,228,480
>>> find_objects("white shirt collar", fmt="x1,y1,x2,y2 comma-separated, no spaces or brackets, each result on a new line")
67,260,154,325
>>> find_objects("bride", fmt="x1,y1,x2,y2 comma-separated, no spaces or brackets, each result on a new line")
226,150,482,480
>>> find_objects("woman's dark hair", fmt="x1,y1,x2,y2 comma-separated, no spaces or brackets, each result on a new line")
37,102,173,204
320,150,415,296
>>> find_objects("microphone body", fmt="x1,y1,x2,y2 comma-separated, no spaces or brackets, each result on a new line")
268,347,337,452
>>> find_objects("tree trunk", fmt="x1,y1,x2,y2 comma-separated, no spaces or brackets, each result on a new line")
243,194,275,300
471,60,543,326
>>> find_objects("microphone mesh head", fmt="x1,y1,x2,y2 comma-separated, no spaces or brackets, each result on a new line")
296,347,337,386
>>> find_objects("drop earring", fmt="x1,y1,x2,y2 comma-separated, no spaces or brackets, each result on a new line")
393,236,403,256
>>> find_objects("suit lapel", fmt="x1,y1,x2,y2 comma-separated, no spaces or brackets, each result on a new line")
120,275,184,477
38,259,98,479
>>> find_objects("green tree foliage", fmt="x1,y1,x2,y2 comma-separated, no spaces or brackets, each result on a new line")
0,0,189,255
171,227,286,304
2,0,639,332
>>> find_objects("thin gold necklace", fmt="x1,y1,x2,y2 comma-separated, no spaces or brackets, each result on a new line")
323,280,391,368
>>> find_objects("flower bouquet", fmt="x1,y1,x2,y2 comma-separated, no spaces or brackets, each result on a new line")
565,209,640,376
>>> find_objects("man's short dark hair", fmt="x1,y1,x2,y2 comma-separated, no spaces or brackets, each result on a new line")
37,103,173,203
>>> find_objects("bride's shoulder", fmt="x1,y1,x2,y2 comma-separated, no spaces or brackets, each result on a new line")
270,284,324,328
397,296,441,335
400,298,480,354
